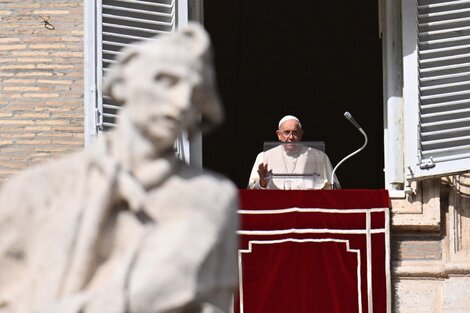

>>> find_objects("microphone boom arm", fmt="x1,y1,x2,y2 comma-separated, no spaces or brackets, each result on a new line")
330,113,368,189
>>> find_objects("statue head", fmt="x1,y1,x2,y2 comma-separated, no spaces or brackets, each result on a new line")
103,22,223,151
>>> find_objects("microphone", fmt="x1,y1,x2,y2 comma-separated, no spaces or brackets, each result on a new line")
344,111,362,130
330,112,368,189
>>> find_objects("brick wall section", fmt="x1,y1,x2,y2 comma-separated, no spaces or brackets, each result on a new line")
0,0,84,182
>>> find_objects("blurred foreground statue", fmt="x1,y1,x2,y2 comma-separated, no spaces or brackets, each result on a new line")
0,23,238,313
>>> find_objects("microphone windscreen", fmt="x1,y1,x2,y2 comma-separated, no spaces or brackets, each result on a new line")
343,111,362,130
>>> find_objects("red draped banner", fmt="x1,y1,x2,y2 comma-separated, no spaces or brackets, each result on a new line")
235,189,391,313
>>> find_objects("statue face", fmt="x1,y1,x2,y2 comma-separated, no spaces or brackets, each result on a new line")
105,23,224,152
118,48,203,150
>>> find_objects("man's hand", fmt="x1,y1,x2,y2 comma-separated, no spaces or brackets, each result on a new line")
257,163,270,188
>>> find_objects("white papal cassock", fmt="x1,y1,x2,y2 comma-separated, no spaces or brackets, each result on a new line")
248,144,339,190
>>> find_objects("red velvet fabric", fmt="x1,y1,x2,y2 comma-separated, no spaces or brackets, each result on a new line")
235,189,390,313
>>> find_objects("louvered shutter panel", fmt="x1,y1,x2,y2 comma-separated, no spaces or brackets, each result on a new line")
407,0,470,178
97,0,177,129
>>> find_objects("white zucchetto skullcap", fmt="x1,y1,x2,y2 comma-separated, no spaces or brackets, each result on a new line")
278,115,301,128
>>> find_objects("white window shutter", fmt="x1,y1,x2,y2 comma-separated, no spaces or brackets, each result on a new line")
404,0,470,179
92,0,190,162
97,0,178,129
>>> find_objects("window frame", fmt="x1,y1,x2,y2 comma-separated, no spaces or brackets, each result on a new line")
382,0,407,198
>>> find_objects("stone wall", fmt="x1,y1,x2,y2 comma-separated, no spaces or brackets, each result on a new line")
0,0,84,182
392,180,470,313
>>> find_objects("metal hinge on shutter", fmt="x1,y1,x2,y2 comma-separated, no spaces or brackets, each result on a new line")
95,108,103,131
419,157,436,169
417,125,436,169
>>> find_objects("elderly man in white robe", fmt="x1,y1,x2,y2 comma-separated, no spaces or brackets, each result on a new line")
248,115,339,190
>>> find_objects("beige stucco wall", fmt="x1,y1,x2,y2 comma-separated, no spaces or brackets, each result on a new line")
0,0,84,182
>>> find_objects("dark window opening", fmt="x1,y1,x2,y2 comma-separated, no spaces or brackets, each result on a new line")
202,0,384,189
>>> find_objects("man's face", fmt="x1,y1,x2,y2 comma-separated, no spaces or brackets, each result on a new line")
276,119,303,151
277,119,303,142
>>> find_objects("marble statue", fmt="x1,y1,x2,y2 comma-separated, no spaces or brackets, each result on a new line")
0,23,238,313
